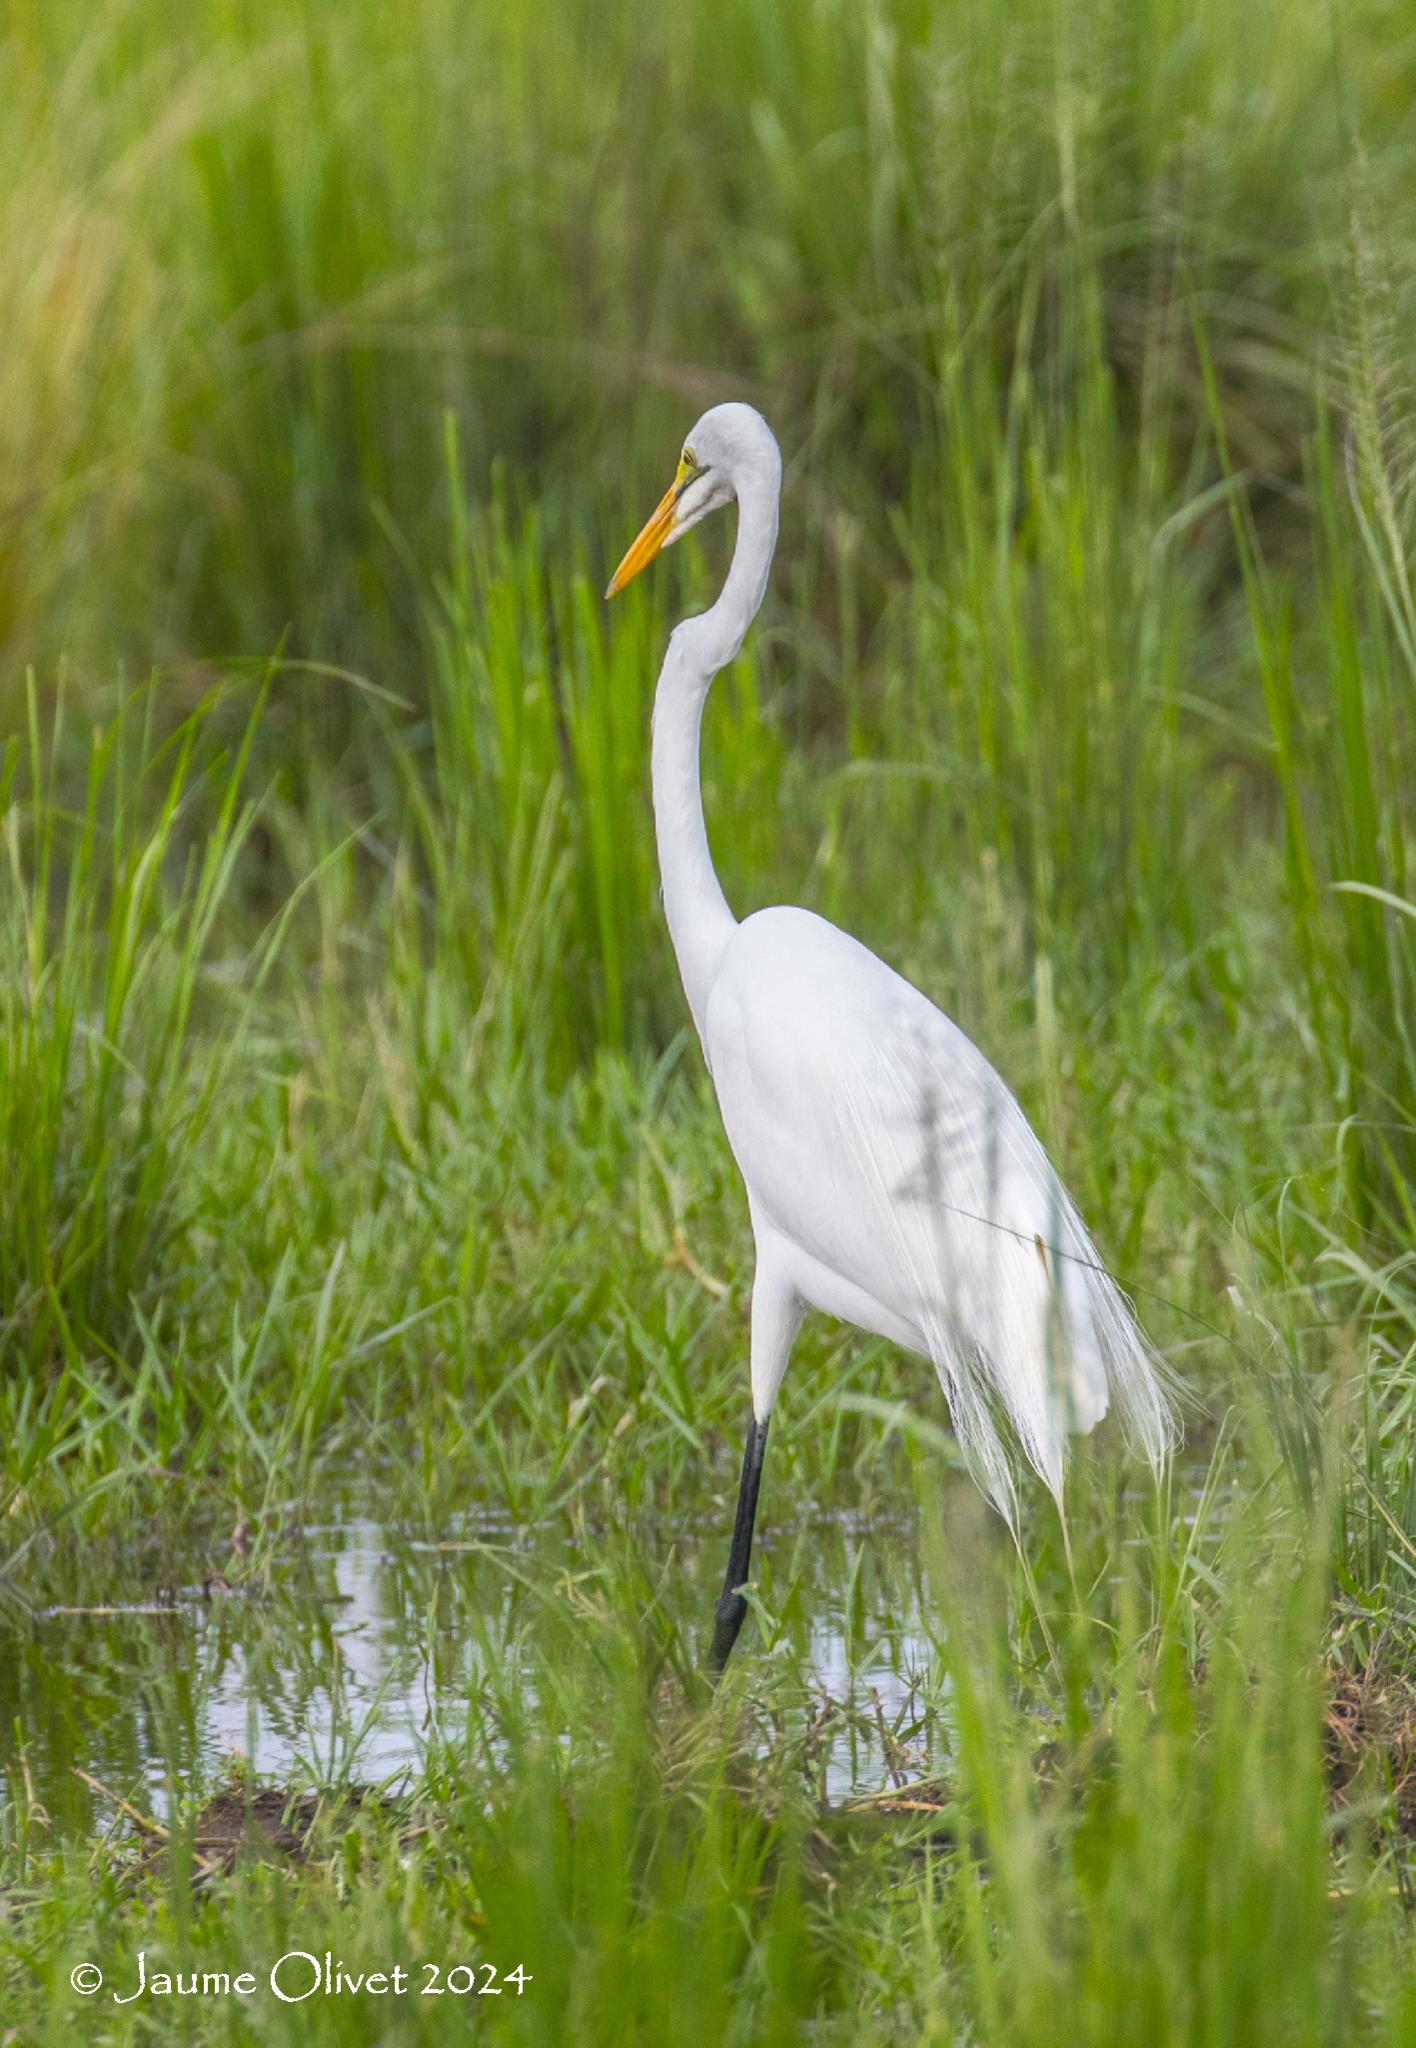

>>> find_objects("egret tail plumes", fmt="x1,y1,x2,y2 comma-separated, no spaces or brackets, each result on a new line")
897,1133,1177,1527
865,1009,1176,1523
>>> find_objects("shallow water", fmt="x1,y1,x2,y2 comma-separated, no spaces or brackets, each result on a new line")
0,1498,946,1835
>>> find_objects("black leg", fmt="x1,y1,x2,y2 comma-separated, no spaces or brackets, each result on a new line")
707,1413,770,1674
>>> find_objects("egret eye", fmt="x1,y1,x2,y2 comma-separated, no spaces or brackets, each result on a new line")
676,447,698,485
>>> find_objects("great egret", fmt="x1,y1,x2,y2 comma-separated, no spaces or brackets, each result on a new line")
607,403,1175,1671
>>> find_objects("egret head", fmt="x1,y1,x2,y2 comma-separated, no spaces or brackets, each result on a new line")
605,402,778,599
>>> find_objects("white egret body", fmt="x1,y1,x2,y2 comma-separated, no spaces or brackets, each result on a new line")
607,403,1175,1667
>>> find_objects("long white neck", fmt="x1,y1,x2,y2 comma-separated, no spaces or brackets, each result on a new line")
651,472,779,1040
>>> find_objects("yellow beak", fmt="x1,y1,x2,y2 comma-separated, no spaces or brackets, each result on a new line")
605,458,697,598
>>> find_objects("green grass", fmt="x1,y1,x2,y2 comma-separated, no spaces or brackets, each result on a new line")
5,0,1416,2038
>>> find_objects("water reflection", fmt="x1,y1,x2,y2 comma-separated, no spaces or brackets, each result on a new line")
0,1498,943,1835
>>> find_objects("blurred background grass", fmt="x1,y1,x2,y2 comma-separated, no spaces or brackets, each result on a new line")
1,0,1403,676
7,0,1416,2037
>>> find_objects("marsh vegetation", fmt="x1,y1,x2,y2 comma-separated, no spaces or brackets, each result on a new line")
5,0,1416,2038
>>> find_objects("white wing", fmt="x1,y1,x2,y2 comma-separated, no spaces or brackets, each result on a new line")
703,906,1175,1518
